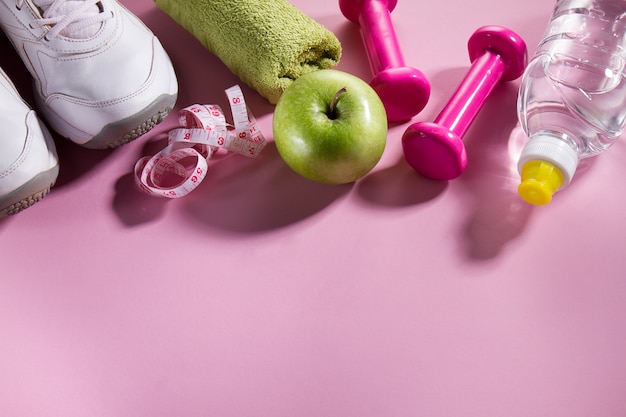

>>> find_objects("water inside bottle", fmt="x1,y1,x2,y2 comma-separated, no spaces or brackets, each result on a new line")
520,2,626,155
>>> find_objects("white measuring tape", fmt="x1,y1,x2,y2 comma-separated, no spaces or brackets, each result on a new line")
134,85,266,198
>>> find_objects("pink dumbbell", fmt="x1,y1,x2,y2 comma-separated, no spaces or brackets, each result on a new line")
401,26,527,180
339,0,430,122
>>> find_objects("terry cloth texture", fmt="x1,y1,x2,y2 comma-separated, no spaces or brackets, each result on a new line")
155,0,342,104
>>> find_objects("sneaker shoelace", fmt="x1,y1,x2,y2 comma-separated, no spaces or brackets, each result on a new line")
17,0,113,39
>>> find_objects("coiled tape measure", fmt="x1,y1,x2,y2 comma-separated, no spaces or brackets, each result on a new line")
134,85,266,198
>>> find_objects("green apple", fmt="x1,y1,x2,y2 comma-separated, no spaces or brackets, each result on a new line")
272,69,387,184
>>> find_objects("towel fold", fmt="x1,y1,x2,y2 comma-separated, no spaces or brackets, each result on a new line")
155,0,342,104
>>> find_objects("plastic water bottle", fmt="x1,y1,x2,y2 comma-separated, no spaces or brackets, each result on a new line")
516,0,626,205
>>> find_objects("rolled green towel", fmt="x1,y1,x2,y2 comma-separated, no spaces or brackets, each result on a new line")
155,0,342,104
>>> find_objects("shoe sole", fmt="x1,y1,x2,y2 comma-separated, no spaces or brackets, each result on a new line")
0,164,60,218
79,93,177,149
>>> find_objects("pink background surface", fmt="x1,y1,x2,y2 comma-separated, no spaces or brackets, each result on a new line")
2,0,626,416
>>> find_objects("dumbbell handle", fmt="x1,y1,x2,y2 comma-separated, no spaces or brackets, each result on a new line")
359,0,405,73
434,50,506,138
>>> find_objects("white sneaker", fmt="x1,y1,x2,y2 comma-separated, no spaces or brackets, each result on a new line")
0,67,59,217
0,0,178,149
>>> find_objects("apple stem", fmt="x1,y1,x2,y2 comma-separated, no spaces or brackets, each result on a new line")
328,87,348,119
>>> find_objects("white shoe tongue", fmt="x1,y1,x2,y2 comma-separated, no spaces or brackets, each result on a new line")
41,1,102,38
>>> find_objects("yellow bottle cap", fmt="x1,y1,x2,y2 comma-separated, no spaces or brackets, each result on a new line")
518,160,564,205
